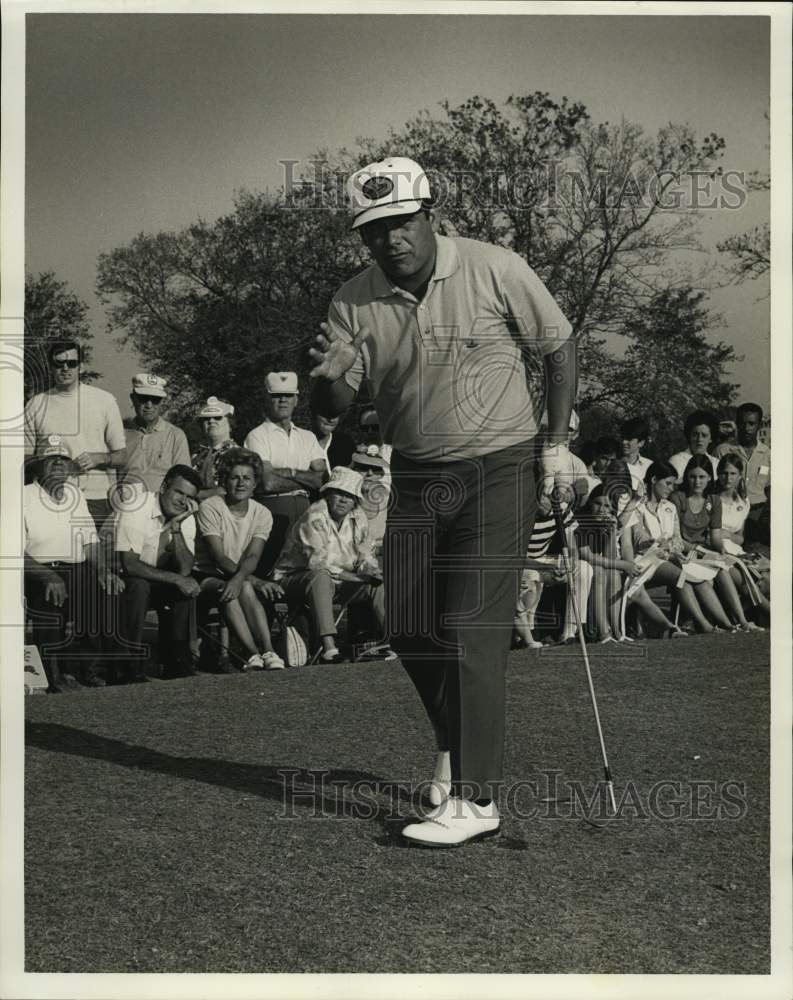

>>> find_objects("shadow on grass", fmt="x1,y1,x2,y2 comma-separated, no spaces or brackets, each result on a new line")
25,721,418,824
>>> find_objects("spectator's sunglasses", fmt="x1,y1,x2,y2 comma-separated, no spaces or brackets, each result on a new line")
50,358,79,369
135,394,164,405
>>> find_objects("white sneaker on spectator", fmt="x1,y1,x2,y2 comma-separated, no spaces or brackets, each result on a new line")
261,650,285,670
245,653,265,671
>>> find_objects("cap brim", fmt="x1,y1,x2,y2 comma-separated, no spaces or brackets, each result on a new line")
351,199,423,230
133,388,167,398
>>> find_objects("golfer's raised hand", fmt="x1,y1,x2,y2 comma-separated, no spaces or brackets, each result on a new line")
309,322,367,382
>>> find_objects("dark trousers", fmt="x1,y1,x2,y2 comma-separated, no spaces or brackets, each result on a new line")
256,494,311,576
24,562,105,685
385,440,538,801
120,576,194,676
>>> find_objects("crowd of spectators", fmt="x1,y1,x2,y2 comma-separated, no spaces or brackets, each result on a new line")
23,339,770,692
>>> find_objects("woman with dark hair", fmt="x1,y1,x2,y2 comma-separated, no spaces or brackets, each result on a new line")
669,409,719,484
194,447,285,670
669,455,759,631
621,461,731,634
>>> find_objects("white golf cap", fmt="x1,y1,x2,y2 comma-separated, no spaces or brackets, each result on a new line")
34,434,71,459
197,396,235,418
348,156,432,230
320,465,363,500
132,373,168,398
265,371,299,395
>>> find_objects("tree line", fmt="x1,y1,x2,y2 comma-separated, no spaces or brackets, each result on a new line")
26,91,769,458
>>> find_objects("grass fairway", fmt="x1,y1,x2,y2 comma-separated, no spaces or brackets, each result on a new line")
24,632,769,974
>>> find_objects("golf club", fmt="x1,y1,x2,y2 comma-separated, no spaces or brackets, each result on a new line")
550,489,618,816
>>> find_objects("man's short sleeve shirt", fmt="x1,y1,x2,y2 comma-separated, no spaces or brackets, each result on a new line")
114,491,196,566
326,235,573,462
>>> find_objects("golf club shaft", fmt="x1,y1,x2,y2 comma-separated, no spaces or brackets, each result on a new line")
552,501,618,815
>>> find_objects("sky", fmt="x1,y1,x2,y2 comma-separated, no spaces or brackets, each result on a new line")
22,10,772,418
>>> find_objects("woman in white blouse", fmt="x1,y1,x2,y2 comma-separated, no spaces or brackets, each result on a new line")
274,466,387,664
622,461,734,634
194,448,285,670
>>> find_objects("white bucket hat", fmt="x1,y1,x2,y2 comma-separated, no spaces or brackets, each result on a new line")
320,466,364,501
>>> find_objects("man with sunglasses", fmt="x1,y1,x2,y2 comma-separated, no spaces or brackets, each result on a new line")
24,340,126,534
121,373,190,494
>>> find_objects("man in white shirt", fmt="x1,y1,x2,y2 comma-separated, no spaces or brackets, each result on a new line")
24,340,126,534
24,435,124,690
244,372,327,573
114,464,201,681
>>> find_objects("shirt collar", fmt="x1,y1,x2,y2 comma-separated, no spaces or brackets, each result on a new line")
150,493,166,521
135,417,163,434
372,235,460,299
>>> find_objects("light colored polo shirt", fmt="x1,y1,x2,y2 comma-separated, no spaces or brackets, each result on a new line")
713,441,770,506
194,495,273,574
669,449,719,485
123,418,191,493
114,491,195,567
243,420,325,495
326,235,573,462
24,482,98,563
23,384,126,501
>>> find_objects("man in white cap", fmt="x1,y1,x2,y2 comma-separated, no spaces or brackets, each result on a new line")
122,373,191,494
310,155,576,847
243,372,327,574
24,339,126,535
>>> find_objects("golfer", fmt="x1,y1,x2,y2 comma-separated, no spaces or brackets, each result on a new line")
310,156,576,846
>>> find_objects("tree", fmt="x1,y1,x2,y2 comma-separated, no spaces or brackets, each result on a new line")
97,93,728,436
97,192,364,434
579,286,740,458
24,271,98,400
717,172,770,287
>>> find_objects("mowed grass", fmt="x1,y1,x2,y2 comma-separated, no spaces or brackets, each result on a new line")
25,632,769,974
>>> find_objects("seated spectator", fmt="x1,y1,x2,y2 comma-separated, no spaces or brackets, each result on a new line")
670,456,763,631
273,467,388,664
114,464,202,681
621,462,732,635
577,486,684,641
244,372,327,575
24,436,124,691
122,374,191,494
668,409,719,483
512,490,592,649
709,454,770,616
311,409,356,473
713,402,770,544
350,444,390,558
194,449,285,671
191,396,239,500
620,416,653,495
592,435,620,476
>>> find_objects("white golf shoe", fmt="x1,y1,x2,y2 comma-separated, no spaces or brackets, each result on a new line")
427,750,451,807
402,796,500,848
